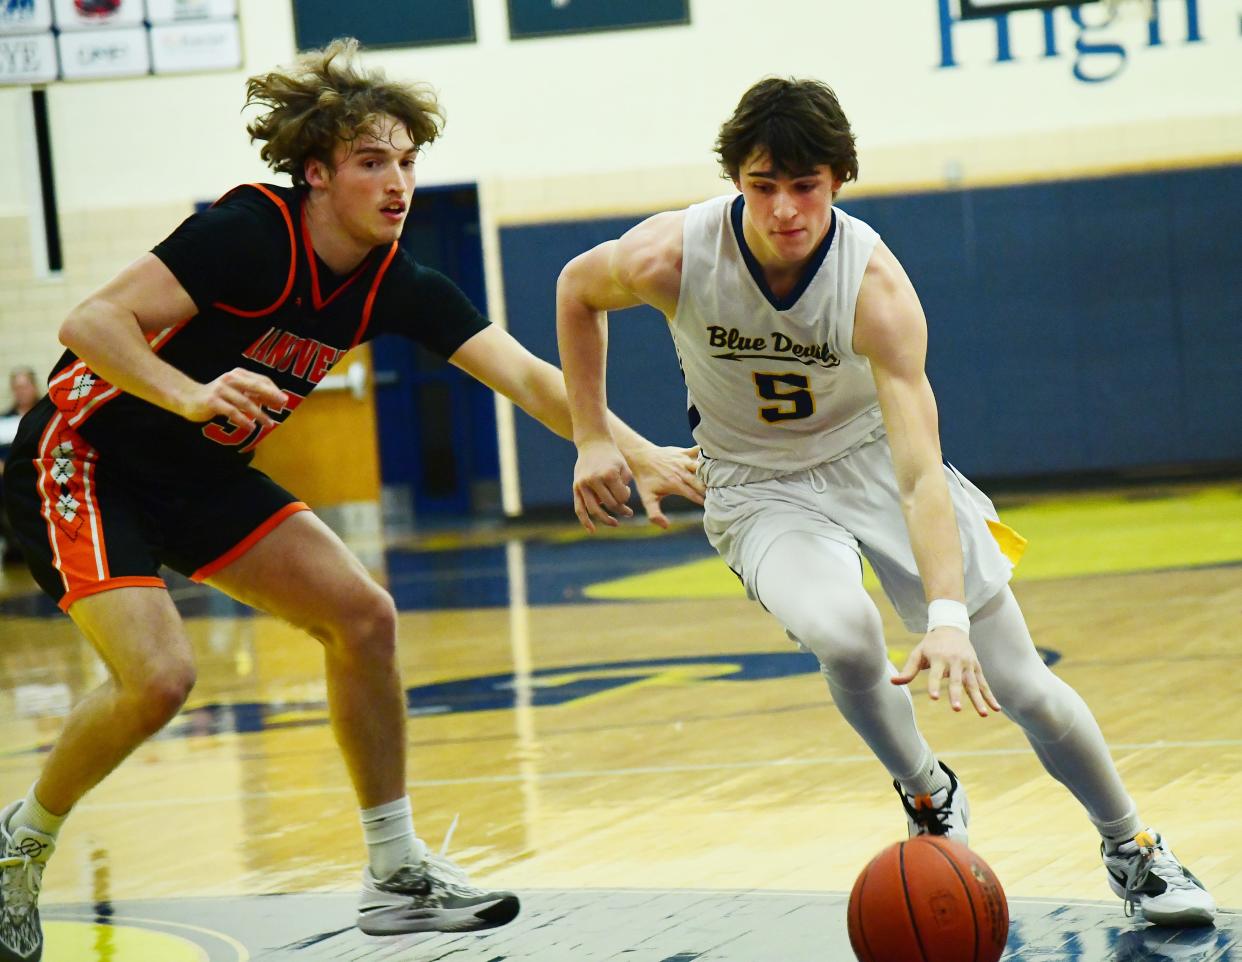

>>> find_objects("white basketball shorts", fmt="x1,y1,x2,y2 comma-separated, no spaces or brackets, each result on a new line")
702,435,1022,633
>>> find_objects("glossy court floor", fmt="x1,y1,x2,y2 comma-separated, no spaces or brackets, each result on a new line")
1,480,1240,961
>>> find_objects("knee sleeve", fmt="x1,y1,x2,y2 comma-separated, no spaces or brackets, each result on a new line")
970,586,1134,823
753,530,936,783
970,586,1078,741
755,532,888,689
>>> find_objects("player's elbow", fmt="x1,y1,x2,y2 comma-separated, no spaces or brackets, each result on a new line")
60,296,133,358
556,253,595,311
58,299,99,353
559,242,627,315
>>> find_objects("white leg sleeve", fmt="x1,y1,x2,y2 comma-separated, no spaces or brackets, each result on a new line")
970,586,1134,823
753,531,937,786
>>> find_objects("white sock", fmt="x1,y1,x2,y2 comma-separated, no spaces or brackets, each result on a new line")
11,785,67,841
1094,808,1145,851
897,755,952,798
360,797,426,879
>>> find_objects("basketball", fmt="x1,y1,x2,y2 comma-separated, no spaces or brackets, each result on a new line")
847,837,1009,962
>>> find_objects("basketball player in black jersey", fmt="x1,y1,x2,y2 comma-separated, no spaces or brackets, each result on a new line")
0,39,703,961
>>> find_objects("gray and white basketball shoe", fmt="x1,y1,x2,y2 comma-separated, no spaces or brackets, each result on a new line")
1102,830,1216,926
357,850,520,935
0,800,53,962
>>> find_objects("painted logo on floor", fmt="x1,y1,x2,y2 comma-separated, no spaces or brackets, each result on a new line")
9,649,1060,753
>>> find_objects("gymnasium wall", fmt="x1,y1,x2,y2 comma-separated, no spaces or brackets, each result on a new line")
1,0,1238,502
502,162,1242,509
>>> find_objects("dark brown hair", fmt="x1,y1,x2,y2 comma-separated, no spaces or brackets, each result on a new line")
715,77,859,185
245,38,445,187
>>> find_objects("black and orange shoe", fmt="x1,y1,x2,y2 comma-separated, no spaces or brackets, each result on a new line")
894,762,970,846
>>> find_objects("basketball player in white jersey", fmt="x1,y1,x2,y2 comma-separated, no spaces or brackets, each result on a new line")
555,77,1215,926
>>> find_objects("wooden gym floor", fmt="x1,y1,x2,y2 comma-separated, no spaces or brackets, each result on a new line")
0,480,1239,961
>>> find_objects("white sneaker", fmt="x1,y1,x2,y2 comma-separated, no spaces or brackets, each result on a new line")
1102,830,1216,926
357,851,520,935
894,762,970,846
0,800,54,962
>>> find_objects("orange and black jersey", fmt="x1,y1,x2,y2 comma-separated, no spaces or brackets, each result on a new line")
42,183,489,480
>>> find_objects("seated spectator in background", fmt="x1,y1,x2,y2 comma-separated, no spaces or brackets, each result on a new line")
3,367,40,419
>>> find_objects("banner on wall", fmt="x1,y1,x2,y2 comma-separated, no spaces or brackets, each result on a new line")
292,0,475,51
507,0,690,39
0,0,239,84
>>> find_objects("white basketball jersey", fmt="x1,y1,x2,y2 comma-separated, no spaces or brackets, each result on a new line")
671,194,885,486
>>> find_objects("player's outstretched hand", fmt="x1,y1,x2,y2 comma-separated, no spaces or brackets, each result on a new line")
891,626,1002,717
573,438,634,533
627,444,705,529
181,368,286,431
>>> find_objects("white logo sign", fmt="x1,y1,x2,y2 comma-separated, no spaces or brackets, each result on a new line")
0,30,56,80
0,0,53,34
146,0,236,22
51,0,143,30
150,18,239,72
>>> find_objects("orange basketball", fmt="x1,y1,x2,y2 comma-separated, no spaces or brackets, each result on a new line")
847,836,1009,962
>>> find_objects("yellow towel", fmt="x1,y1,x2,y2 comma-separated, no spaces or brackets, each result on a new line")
987,518,1028,565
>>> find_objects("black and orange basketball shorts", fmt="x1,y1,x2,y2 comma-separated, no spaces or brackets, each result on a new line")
1,402,309,611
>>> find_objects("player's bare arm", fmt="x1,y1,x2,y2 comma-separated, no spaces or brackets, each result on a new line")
556,211,686,531
59,253,285,432
853,241,1001,717
450,323,702,529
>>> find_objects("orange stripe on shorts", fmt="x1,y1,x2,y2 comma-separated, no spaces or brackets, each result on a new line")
34,413,109,598
191,501,310,582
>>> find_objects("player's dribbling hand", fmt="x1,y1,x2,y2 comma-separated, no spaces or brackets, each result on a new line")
573,438,634,533
891,627,1002,718
626,444,705,529
181,368,286,431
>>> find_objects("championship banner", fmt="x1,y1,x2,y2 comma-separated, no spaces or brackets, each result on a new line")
507,0,690,40
292,0,475,50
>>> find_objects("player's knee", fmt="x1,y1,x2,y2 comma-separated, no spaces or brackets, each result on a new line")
355,585,398,648
131,663,196,734
324,584,398,660
788,595,885,682
995,672,1074,739
816,631,888,686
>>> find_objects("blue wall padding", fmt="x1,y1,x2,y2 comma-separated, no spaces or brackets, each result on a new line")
500,164,1242,511
500,215,693,514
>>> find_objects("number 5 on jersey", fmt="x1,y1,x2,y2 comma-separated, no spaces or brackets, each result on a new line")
753,372,814,423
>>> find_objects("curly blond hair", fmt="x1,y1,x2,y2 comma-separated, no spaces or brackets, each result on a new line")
245,38,445,187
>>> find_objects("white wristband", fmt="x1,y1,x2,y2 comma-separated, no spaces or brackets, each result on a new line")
927,598,970,633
